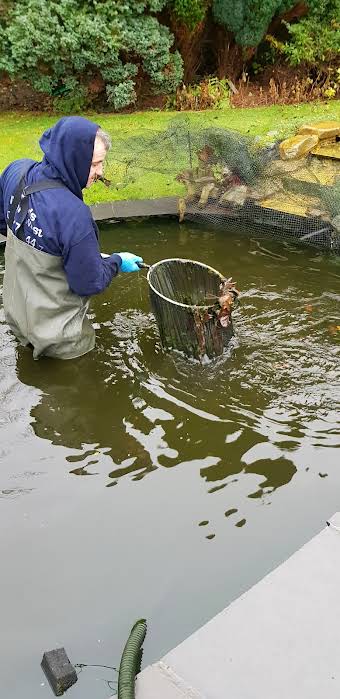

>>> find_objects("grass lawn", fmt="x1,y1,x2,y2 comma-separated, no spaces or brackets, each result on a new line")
1,100,340,205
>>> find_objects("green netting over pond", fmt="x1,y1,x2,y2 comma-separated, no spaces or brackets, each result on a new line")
104,117,340,253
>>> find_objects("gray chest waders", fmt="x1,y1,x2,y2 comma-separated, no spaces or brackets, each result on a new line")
3,175,95,360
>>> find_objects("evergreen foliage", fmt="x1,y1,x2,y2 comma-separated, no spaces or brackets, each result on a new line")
212,0,295,47
169,0,209,30
0,0,183,110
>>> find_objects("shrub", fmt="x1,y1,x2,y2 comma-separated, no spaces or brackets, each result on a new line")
282,0,340,66
0,0,183,110
168,0,209,30
168,76,230,110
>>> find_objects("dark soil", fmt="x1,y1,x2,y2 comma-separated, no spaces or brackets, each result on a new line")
0,75,51,111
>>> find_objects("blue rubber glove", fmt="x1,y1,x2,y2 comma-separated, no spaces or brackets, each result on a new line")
118,252,143,273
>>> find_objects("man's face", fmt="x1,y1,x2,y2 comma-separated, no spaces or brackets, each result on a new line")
86,135,107,188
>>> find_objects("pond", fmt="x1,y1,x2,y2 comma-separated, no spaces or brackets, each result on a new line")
0,220,339,698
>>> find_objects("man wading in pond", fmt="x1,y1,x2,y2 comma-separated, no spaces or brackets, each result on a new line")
0,116,143,360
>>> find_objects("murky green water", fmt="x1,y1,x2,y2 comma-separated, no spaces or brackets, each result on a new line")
0,220,339,698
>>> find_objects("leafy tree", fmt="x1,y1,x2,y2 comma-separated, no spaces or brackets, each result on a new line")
0,0,183,110
212,0,296,47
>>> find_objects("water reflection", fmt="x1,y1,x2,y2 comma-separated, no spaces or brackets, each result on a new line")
13,220,340,522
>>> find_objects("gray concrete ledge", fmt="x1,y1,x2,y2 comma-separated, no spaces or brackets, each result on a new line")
0,198,179,249
90,196,178,222
125,514,340,699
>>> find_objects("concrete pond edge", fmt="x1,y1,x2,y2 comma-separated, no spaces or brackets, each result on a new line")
0,197,179,248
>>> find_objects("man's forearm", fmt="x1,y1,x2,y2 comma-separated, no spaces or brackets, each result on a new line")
64,233,121,296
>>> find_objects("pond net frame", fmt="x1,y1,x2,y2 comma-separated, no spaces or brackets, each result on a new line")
147,258,238,361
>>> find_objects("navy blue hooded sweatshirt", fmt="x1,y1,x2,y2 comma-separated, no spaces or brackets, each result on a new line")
0,117,122,296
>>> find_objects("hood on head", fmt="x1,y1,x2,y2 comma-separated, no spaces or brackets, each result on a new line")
39,117,100,199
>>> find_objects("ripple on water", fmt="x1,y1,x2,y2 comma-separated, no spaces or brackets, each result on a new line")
0,226,339,515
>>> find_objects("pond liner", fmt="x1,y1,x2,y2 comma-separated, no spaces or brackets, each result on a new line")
147,258,235,361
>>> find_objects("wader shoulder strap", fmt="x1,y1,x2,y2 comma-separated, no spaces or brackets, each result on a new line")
22,180,66,196
8,177,67,242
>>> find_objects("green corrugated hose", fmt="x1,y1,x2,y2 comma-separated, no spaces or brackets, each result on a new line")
118,619,147,699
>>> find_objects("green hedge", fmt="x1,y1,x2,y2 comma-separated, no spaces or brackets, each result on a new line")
0,0,183,110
